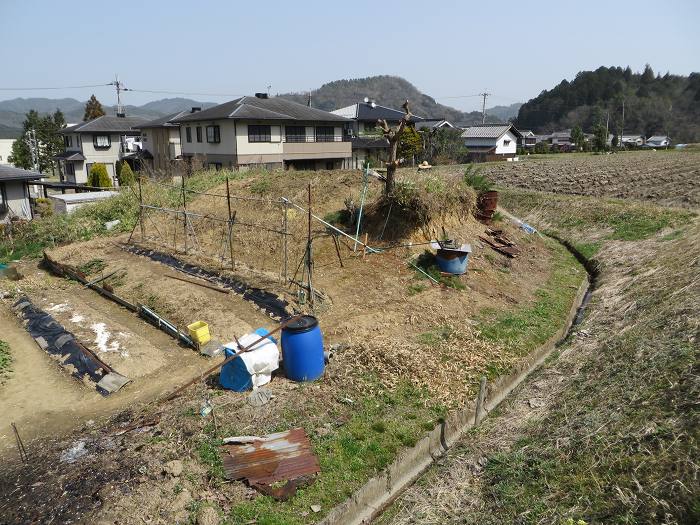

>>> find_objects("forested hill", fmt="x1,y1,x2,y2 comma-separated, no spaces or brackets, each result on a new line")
516,66,700,142
280,75,494,124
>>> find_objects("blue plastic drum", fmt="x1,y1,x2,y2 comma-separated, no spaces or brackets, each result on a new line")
281,315,324,381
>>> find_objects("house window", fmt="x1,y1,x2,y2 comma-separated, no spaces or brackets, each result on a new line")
248,125,271,143
186,127,192,143
64,136,73,147
503,139,511,146
206,125,221,143
285,126,306,143
315,126,335,142
65,162,75,176
196,126,202,143
77,135,82,147
93,134,111,148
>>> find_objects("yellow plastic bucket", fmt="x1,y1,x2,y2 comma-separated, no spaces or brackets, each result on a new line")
187,321,211,346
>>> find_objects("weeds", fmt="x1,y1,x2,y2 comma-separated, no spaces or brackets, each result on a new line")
0,340,11,383
463,164,492,193
77,258,107,275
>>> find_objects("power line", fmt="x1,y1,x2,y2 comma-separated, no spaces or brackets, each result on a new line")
124,88,244,98
437,94,482,99
0,83,112,91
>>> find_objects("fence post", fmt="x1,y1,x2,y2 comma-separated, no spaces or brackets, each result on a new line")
282,198,288,284
181,175,188,254
226,178,234,270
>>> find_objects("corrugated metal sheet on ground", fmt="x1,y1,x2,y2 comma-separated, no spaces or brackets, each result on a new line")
220,428,320,485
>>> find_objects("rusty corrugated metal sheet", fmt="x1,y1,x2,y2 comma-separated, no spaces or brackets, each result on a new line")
220,428,320,486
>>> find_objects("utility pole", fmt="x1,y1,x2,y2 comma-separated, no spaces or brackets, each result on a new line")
479,92,491,124
267,84,271,97
26,129,39,172
110,74,125,116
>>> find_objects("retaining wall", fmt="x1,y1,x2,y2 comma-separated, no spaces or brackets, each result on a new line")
320,272,590,525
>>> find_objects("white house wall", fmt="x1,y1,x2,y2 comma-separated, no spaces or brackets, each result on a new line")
1,180,32,221
181,120,238,156
0,139,15,164
495,130,517,154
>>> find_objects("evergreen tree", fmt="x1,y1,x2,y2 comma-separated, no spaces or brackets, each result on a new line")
398,125,423,162
8,110,43,170
88,163,112,187
571,126,585,151
593,123,608,151
83,94,106,121
117,162,135,186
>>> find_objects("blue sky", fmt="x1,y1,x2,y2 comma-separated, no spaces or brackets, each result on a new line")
1,0,698,111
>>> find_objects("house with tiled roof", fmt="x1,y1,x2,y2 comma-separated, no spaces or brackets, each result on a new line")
56,115,147,185
171,94,352,171
460,123,522,160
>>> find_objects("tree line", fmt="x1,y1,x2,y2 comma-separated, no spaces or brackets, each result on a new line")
9,94,107,173
515,65,700,143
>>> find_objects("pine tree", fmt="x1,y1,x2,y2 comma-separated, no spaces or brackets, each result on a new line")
84,94,106,121
117,162,135,186
89,163,112,187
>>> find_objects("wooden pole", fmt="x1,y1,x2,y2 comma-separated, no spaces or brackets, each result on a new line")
181,176,188,254
226,178,234,270
138,176,145,241
307,184,314,307
283,199,289,283
362,233,369,260
474,376,487,424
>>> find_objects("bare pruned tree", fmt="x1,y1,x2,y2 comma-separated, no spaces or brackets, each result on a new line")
377,99,413,195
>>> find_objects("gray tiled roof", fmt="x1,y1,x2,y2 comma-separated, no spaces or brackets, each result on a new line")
60,115,148,134
0,164,43,181
135,111,189,129
172,96,350,123
333,102,424,123
461,123,521,139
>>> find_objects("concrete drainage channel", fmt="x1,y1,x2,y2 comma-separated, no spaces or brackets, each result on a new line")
319,235,598,525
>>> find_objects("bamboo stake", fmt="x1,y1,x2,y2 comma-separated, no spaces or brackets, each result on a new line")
138,176,145,241
181,176,188,254
226,178,234,270
307,184,314,308
164,273,230,294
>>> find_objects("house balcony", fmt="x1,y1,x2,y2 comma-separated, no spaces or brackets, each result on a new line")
282,136,351,159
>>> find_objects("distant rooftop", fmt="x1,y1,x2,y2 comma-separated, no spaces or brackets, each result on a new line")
461,123,522,139
172,95,349,123
61,115,147,134
0,164,43,181
332,101,424,123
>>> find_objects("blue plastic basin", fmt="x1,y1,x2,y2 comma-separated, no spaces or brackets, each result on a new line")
281,315,324,382
436,250,469,275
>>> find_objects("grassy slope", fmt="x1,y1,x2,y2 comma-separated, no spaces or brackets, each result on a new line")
477,190,699,524
221,241,582,525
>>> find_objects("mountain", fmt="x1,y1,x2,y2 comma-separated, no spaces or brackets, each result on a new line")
485,102,522,121
0,79,503,137
0,97,217,137
516,65,700,142
279,75,496,125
